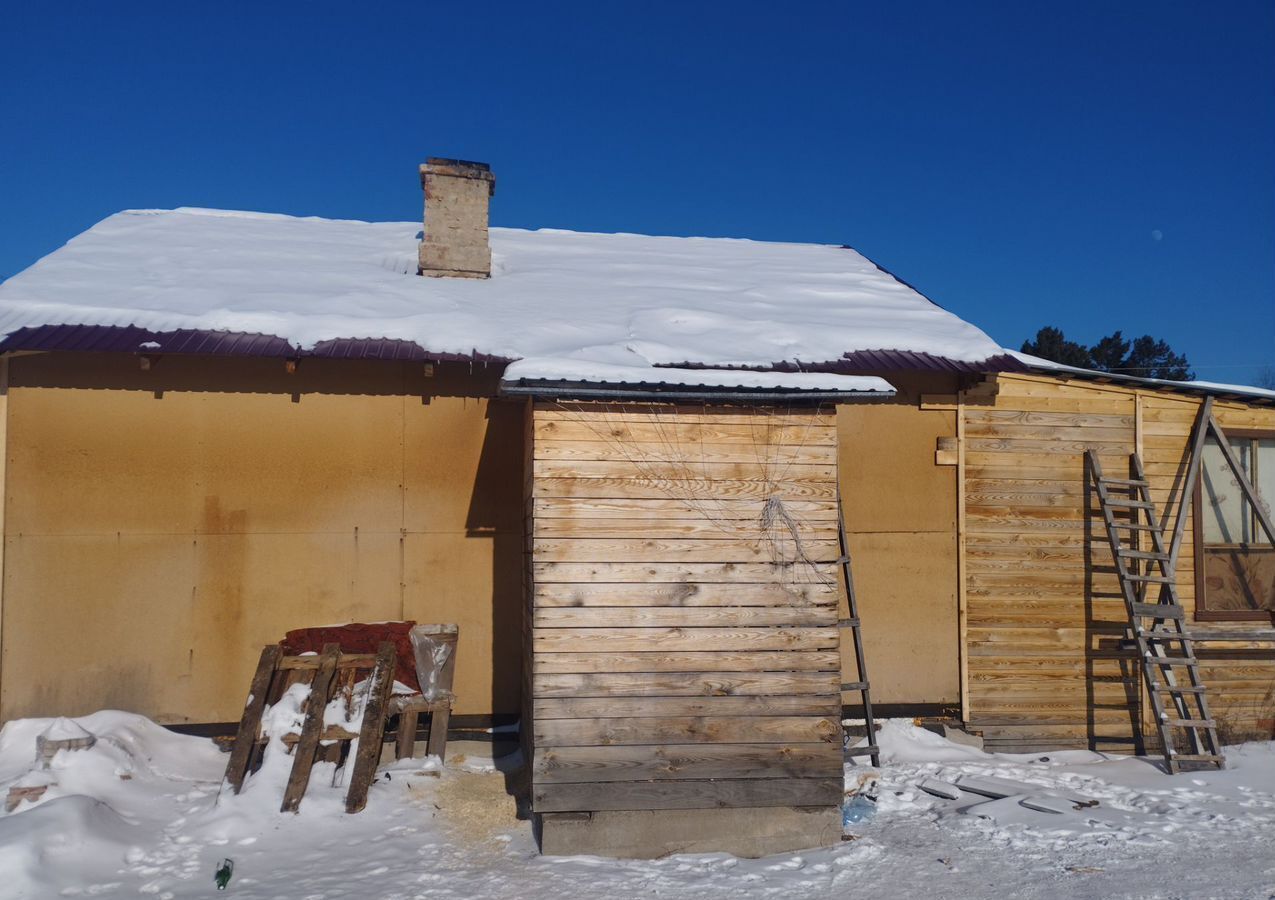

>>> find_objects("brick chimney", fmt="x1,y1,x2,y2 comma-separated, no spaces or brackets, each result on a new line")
418,157,496,278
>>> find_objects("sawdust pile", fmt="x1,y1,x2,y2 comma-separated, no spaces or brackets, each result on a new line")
417,768,518,845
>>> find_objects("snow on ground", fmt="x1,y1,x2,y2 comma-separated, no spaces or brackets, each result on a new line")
1,712,1273,899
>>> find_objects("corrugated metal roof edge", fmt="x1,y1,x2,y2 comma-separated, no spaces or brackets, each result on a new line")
0,325,1027,376
498,379,896,403
0,325,511,364
658,351,1031,375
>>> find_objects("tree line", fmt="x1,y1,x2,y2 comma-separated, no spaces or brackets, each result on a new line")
1021,326,1193,381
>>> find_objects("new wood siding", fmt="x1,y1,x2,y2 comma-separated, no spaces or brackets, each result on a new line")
525,402,844,813
964,374,1275,750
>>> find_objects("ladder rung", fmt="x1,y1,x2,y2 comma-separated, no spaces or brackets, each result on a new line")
1118,549,1169,560
1164,718,1215,729
844,744,879,757
1104,498,1154,509
1169,754,1224,763
1149,656,1198,666
1132,603,1185,619
840,682,869,692
1099,477,1149,487
1143,631,1190,642
1126,574,1174,583
1153,684,1207,693
837,618,861,628
1110,522,1159,531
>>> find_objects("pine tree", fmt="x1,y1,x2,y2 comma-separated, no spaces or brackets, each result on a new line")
1020,327,1093,368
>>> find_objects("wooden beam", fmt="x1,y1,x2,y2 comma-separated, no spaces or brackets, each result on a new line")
280,643,340,814
222,645,282,795
533,775,842,812
1166,396,1212,572
345,642,397,813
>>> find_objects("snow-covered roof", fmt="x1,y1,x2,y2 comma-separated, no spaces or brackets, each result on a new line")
0,207,1010,388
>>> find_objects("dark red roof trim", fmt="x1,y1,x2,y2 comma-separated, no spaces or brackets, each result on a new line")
658,351,1029,375
0,325,511,365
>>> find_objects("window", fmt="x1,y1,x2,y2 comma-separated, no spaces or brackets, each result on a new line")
1195,430,1275,620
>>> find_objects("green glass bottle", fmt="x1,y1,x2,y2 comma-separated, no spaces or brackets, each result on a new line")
215,859,234,891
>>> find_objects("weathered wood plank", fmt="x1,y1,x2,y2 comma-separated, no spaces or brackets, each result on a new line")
533,477,838,500
533,776,842,812
533,517,840,540
963,409,1134,428
533,743,843,784
345,642,397,814
533,695,840,720
533,605,838,628
536,420,837,445
533,581,836,608
535,715,842,747
533,626,839,654
530,538,841,564
533,562,837,583
280,643,340,814
533,497,839,520
533,671,841,698
223,644,283,795
535,440,836,464
534,458,838,481
533,650,842,674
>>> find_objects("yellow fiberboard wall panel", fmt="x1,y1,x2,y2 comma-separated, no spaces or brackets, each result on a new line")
836,377,960,706
528,402,844,814
0,353,524,723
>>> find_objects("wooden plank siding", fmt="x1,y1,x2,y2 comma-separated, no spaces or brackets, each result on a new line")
524,401,844,813
963,374,1275,751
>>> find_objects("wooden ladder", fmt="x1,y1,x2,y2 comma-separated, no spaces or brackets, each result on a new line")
1087,450,1224,772
837,497,881,767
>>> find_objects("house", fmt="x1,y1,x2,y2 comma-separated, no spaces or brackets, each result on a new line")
0,158,1270,857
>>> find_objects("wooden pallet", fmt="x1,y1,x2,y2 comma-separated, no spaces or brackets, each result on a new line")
222,641,398,813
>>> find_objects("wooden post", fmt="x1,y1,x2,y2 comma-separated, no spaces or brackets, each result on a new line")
345,642,397,813
395,708,419,760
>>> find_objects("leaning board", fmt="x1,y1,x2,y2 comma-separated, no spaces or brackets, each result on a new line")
524,401,844,813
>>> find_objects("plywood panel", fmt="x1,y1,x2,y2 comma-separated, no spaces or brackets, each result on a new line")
0,354,524,722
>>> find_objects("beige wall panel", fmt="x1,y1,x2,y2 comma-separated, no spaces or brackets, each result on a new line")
2,534,197,721
837,399,956,534
401,531,522,717
403,397,524,533
1,354,524,724
834,375,961,705
843,530,959,703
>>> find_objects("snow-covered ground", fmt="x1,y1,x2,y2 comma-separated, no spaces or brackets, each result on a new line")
1,712,1273,899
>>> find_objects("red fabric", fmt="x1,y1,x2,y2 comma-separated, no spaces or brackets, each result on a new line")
281,622,420,692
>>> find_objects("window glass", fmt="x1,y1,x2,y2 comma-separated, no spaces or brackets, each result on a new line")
1257,439,1275,528
1201,438,1250,544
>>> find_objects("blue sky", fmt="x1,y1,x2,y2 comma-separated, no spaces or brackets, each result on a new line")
2,1,1272,382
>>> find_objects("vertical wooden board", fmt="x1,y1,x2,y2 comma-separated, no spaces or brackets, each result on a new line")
281,643,341,814
223,644,283,794
345,643,397,813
